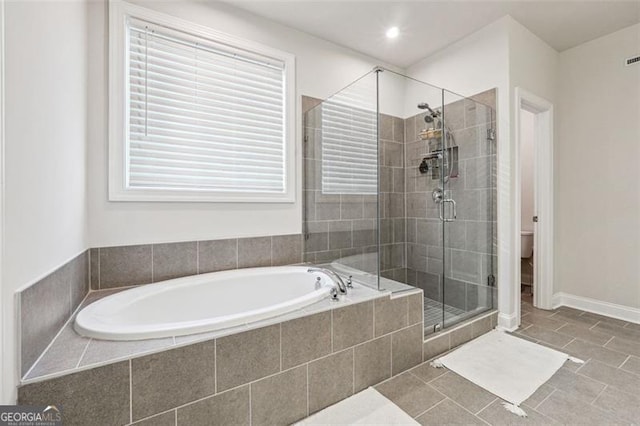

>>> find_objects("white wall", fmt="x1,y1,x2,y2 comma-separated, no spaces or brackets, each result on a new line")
556,23,640,309
520,110,535,232
88,0,402,248
2,0,89,403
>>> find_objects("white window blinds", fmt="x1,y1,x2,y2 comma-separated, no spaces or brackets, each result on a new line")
321,79,378,195
126,18,287,195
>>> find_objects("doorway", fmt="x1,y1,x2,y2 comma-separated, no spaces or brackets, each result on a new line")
515,88,554,326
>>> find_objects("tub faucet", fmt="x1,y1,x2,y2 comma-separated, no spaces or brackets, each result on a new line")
307,267,348,299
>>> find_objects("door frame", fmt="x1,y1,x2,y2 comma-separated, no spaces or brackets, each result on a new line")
514,88,554,325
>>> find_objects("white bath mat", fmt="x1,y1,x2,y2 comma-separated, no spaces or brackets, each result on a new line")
296,387,418,425
431,330,582,417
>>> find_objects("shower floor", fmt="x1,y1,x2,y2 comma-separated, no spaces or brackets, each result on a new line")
423,297,466,327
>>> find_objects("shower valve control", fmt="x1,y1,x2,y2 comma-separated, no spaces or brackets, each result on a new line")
533,216,538,223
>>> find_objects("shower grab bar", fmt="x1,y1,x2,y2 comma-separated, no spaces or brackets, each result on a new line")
439,198,457,222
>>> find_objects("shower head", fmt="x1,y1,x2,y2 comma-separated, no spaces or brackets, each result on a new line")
417,102,440,123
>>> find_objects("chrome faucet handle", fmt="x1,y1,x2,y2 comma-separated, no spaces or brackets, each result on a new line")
346,275,353,288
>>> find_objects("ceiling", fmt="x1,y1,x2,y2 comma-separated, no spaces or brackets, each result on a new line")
224,0,640,68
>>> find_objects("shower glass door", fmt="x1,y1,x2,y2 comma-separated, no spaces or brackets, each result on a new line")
441,90,496,328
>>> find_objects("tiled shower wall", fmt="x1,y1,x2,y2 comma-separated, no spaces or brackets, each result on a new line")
405,89,497,313
302,96,407,278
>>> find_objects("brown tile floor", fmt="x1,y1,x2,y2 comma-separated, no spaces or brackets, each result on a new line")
375,296,640,425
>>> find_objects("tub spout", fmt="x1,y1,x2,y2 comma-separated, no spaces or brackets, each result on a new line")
308,267,347,299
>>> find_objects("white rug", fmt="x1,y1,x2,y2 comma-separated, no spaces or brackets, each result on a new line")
432,330,582,417
296,387,419,425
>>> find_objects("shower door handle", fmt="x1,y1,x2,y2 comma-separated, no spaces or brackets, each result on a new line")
439,199,457,222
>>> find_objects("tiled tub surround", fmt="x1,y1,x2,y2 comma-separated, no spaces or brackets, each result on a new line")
19,251,90,377
19,288,424,426
20,233,302,378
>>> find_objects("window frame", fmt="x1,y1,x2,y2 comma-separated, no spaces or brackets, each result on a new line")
109,1,296,202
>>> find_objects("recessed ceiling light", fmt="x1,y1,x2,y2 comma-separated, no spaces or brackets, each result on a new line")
386,27,399,39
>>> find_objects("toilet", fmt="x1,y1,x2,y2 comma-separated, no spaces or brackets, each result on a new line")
521,230,534,258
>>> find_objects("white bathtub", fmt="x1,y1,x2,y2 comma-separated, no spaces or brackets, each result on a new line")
74,266,334,341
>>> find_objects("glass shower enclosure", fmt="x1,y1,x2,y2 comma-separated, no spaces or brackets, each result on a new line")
303,68,496,335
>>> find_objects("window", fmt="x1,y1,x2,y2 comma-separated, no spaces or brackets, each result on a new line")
321,78,377,195
109,2,295,202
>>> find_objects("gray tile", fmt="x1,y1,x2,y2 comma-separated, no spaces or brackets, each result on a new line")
450,322,474,348
392,324,423,375
238,236,271,268
408,293,424,326
593,385,640,424
26,324,90,380
537,389,620,425
564,339,628,367
152,242,197,282
19,361,130,426
90,248,100,290
375,372,445,417
177,386,249,426
409,362,447,384
592,320,640,342
523,383,554,408
620,355,640,375
375,296,408,336
578,359,640,395
132,411,176,426
20,266,72,376
131,340,216,421
556,323,611,345
80,337,174,367
477,400,557,425
198,239,237,273
251,365,307,425
332,301,374,351
99,245,153,288
316,200,341,220
329,221,352,250
521,325,573,348
580,312,629,328
216,324,280,391
546,367,606,404
308,349,353,414
70,251,90,311
271,234,302,266
551,309,599,327
605,336,640,357
354,335,391,392
380,114,393,141
430,371,496,414
522,312,567,331
471,315,493,339
281,311,331,369
423,333,450,361
417,399,486,425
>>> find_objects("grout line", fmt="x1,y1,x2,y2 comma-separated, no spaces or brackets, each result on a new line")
618,355,631,369
534,388,556,410
279,323,282,371
589,320,601,331
75,338,92,369
561,338,575,349
589,384,608,406
150,245,154,283
474,397,499,416
174,409,178,426
248,383,252,426
129,359,133,424
603,336,615,346
412,396,449,419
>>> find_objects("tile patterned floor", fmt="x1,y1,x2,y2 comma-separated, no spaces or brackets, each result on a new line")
376,296,640,425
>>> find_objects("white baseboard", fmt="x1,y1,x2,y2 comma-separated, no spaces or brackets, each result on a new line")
552,292,640,324
498,312,518,331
